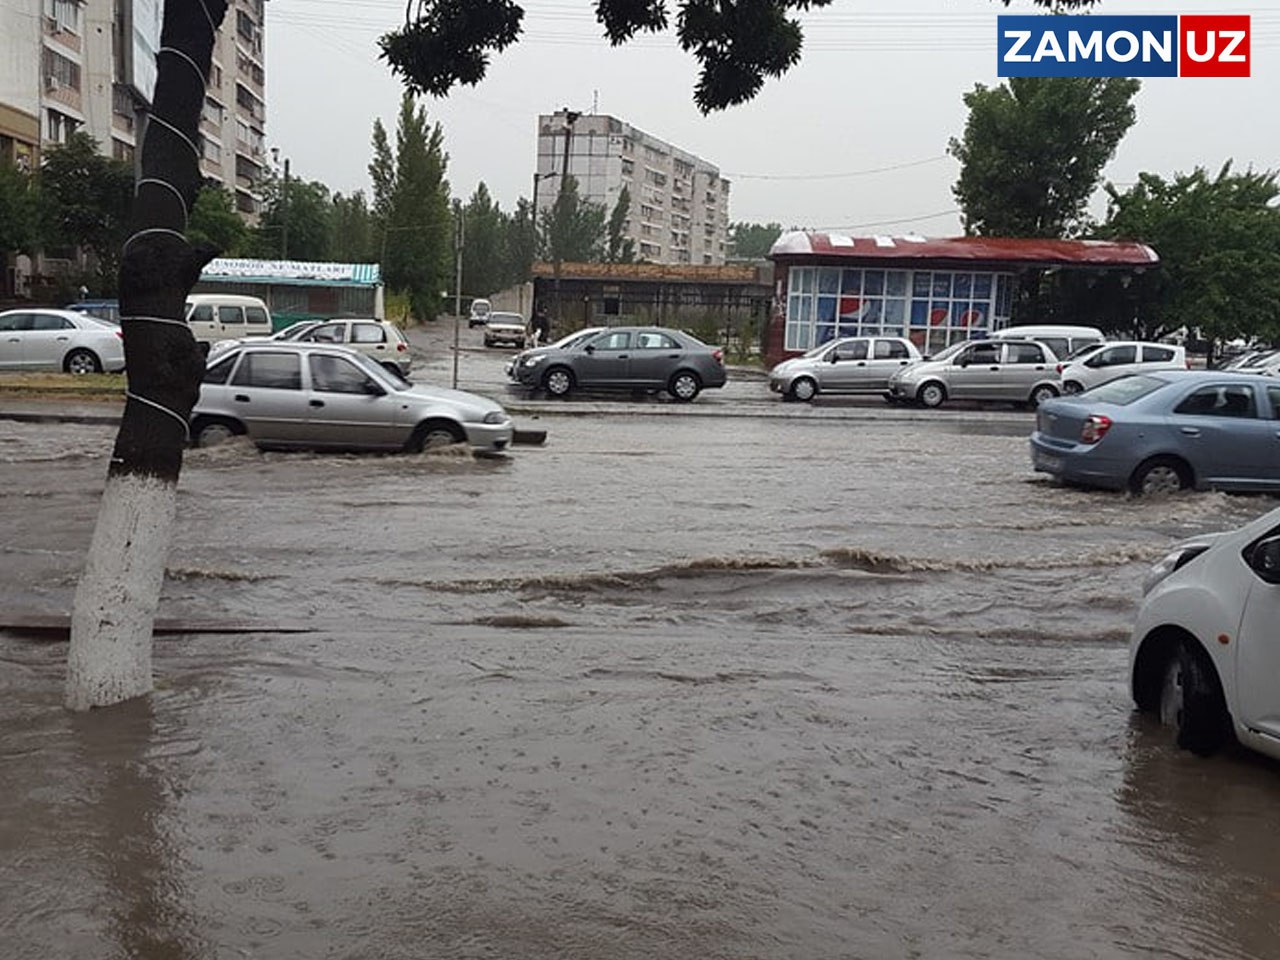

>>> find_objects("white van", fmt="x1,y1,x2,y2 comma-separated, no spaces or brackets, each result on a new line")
185,294,273,351
991,324,1104,361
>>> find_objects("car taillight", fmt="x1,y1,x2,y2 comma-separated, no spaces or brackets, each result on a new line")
1185,359,1191,369
1055,363,1064,374
115,330,123,339
712,348,724,365
397,341,407,352
1080,414,1112,444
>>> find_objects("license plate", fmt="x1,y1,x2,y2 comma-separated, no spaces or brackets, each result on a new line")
1034,449,1063,472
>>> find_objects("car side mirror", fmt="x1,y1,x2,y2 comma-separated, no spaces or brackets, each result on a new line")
830,354,840,363
585,344,595,353
957,359,969,368
1246,535,1280,585
363,381,387,397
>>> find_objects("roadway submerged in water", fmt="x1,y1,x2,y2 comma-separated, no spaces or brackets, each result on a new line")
2,413,1279,959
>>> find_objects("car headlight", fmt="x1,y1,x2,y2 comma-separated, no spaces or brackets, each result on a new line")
482,410,508,425
522,355,545,367
1142,543,1212,595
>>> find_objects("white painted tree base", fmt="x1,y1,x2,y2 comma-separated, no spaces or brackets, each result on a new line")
66,473,177,710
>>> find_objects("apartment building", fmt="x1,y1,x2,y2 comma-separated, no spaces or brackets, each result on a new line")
535,110,730,266
0,0,266,216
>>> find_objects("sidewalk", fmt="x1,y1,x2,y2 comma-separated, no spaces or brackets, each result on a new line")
0,396,124,425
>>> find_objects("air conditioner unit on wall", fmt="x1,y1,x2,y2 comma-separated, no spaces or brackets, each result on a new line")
45,76,60,92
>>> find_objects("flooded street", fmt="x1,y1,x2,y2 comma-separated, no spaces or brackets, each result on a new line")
3,339,1280,959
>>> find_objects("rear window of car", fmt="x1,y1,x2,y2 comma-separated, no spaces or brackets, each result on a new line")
1083,375,1168,405
1142,346,1176,362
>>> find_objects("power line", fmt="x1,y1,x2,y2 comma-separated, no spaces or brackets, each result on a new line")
725,155,951,181
812,208,962,231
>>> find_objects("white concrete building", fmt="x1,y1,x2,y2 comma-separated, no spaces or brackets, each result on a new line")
0,0,267,212
535,110,731,266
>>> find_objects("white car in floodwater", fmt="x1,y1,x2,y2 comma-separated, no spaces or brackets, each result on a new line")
1130,505,1280,759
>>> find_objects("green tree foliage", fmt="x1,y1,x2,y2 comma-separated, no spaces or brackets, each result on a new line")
372,95,453,319
330,191,375,262
40,132,133,289
461,181,507,299
379,0,1094,113
502,196,536,285
541,175,606,264
252,173,334,261
949,76,1140,238
0,159,41,259
605,186,636,264
729,221,782,259
1080,164,1280,345
187,186,249,256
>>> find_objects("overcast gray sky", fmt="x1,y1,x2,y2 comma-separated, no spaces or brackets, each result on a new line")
265,0,1280,236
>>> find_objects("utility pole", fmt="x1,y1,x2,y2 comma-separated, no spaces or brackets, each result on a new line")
281,156,290,259
554,109,580,325
452,210,463,389
531,170,556,259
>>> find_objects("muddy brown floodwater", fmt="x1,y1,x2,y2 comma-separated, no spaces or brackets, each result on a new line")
2,398,1280,960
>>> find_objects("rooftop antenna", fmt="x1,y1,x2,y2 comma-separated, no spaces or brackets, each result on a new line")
592,89,598,114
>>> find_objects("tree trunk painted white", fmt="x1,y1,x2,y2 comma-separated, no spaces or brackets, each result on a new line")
64,0,227,711
66,474,177,710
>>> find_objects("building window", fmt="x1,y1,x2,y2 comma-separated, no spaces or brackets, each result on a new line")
112,138,134,163
44,0,79,34
45,109,78,143
200,135,221,162
210,61,223,87
42,48,81,91
783,267,1014,353
202,97,224,126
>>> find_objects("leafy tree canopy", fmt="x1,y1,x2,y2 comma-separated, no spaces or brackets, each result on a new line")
40,132,133,280
380,0,1097,113
0,159,41,257
729,221,782,259
187,186,250,257
1093,163,1280,344
541,175,607,264
949,76,1140,239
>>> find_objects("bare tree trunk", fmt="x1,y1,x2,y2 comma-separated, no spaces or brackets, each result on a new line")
66,0,228,710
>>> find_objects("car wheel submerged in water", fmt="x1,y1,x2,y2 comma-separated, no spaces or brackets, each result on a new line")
1156,640,1232,756
192,418,242,448
408,420,465,451
1130,456,1192,496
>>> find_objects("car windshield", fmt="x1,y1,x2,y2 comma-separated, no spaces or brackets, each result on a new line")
273,321,322,341
1081,374,1168,405
1064,342,1106,362
552,329,600,350
489,313,523,324
78,315,119,329
927,341,969,362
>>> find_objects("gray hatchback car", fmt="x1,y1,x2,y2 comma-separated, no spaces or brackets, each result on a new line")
887,338,1062,408
510,325,727,401
768,336,921,401
192,342,513,453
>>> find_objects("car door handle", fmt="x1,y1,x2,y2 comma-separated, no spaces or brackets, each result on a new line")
667,354,680,359
309,399,325,408
234,394,250,403
899,360,909,365
56,336,69,341
856,361,866,367
1035,365,1045,370
988,366,1000,370
617,353,629,359
1180,426,1200,436
374,345,384,350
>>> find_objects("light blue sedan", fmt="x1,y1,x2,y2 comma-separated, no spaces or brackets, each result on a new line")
1030,371,1280,495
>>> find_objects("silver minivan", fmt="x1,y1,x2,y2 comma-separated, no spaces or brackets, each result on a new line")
887,338,1061,408
768,336,922,401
